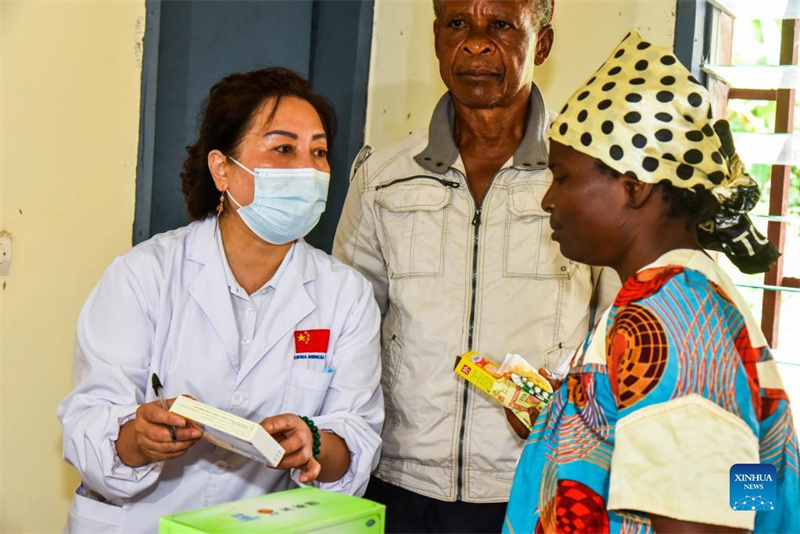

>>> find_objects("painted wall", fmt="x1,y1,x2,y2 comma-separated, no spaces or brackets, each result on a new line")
365,0,677,148
0,1,145,531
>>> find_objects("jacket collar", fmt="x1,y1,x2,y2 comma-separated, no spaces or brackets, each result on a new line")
413,84,550,174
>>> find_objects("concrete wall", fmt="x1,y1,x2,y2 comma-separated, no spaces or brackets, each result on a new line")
0,1,145,531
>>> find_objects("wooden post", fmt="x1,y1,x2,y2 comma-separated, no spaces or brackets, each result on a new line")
761,19,799,347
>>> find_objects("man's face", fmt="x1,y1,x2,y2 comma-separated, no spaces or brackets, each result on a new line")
434,0,552,109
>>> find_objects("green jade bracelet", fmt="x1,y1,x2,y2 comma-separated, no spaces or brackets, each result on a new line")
300,416,321,460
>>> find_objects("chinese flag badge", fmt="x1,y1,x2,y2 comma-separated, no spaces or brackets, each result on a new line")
294,329,330,354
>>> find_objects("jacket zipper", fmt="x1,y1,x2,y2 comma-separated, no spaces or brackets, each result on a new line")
374,175,460,190
456,168,504,501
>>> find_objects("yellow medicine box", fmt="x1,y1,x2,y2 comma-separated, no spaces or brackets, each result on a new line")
454,351,553,429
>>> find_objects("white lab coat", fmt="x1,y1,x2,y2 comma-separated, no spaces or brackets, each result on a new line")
57,217,384,534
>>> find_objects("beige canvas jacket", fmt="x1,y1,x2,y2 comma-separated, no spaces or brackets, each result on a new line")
333,86,615,502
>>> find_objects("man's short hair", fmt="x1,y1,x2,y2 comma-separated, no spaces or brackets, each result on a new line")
432,0,553,30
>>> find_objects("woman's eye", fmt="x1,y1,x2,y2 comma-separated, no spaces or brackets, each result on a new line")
314,149,328,158
275,145,294,154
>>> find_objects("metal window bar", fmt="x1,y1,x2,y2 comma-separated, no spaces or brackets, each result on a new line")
731,132,800,166
736,283,800,294
752,214,800,224
702,64,800,90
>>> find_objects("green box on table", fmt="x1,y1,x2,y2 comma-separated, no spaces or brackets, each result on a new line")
159,486,385,533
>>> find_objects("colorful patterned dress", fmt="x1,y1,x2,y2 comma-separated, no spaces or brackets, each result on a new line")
504,249,799,533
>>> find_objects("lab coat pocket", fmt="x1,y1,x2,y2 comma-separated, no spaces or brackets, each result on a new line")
505,184,576,279
66,489,123,533
282,366,335,416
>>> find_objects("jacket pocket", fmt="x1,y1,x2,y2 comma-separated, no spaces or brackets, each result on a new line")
543,342,568,372
381,334,405,430
376,182,452,278
67,488,124,533
504,184,576,279
282,366,335,416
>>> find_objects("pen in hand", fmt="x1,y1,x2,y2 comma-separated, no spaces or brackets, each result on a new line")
151,373,177,442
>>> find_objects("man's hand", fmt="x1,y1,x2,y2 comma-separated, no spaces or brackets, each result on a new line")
505,408,532,439
504,368,563,440
115,398,203,467
261,414,321,484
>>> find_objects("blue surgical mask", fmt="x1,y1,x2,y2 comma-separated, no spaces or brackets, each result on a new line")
226,157,330,245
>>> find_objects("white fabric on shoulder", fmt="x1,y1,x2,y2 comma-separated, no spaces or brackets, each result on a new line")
608,393,759,529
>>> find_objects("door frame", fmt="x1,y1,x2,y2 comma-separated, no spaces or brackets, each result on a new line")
133,0,375,250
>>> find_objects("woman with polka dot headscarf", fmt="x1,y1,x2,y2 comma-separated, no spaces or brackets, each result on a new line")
503,30,798,534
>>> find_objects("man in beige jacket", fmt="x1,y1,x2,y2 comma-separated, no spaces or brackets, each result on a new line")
333,0,615,531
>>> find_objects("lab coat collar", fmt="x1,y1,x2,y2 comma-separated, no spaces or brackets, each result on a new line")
215,226,296,298
236,239,316,386
186,218,317,383
186,219,240,369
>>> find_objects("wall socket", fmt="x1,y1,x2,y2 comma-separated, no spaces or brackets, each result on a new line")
0,231,12,276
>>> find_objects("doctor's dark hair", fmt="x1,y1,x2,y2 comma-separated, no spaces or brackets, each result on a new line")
180,67,337,220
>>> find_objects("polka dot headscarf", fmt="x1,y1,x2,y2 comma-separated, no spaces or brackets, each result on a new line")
551,30,726,190
549,30,779,274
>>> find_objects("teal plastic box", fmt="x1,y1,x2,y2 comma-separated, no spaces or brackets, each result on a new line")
159,487,385,533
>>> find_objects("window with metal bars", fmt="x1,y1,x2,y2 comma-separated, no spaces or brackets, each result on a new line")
675,0,799,414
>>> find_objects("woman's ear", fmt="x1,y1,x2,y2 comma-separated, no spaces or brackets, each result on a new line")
622,174,656,209
208,150,229,193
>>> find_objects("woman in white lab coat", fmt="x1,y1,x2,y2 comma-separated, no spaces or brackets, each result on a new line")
57,67,384,534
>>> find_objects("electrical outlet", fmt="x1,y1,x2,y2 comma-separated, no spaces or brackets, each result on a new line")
0,231,12,276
